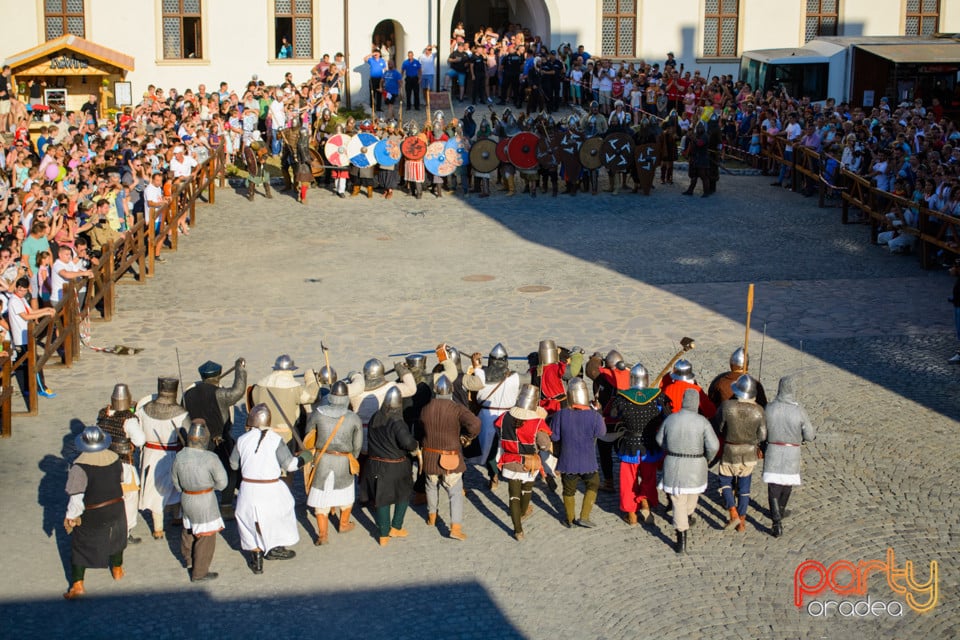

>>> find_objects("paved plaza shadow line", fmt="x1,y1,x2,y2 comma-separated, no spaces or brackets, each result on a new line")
0,581,526,640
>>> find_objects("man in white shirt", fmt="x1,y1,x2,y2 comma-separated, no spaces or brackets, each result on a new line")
268,89,286,156
51,245,91,307
143,171,170,262
772,112,803,188
169,146,198,180
7,276,55,400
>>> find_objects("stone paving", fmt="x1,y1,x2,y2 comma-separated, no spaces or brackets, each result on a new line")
0,169,957,639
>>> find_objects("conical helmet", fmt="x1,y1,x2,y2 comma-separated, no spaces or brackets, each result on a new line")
383,385,403,410
110,383,132,411
671,360,695,383
566,378,590,407
434,375,453,397
629,363,649,390
246,403,272,429
488,343,508,365
731,374,757,401
729,347,748,372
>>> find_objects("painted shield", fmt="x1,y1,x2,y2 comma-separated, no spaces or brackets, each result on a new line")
470,139,499,173
374,137,402,167
601,132,634,173
309,148,326,177
401,135,427,161
634,142,659,174
557,130,583,176
495,137,511,164
507,132,539,170
537,132,561,169
347,132,379,168
424,141,457,177
449,135,471,166
324,133,352,168
579,136,603,170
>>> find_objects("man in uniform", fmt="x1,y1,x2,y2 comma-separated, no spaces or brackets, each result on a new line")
171,419,227,582
305,380,363,545
763,376,815,537
499,45,524,108
230,404,313,574
251,354,320,448
608,363,670,525
419,374,480,540
714,375,766,533
463,343,520,489
137,378,188,540
96,383,145,544
183,358,247,516
63,426,128,599
708,347,768,407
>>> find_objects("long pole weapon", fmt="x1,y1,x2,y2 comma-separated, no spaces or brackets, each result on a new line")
743,283,755,373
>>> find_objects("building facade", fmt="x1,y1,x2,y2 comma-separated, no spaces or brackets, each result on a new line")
3,0,958,109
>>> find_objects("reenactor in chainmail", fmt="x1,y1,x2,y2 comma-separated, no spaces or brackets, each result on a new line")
96,383,145,544
714,375,767,534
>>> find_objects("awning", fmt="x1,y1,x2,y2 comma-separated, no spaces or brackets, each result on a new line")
854,43,960,65
4,35,134,76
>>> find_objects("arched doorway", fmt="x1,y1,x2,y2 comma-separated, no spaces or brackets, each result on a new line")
372,19,404,68
448,0,551,50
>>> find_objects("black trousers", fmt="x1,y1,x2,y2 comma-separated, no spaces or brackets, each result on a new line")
405,77,420,109
369,78,383,113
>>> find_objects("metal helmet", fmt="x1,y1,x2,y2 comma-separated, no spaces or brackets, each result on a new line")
330,380,349,397
157,377,179,404
318,365,338,386
110,383,132,411
405,354,427,374
464,105,475,117
566,378,590,407
434,374,453,397
383,385,403,410
731,374,758,401
604,350,624,370
670,359,695,383
186,419,210,449
363,358,386,390
274,354,297,371
444,345,461,367
629,363,650,390
405,121,419,136
321,108,331,119
567,114,579,129
538,340,558,366
589,100,599,111
729,347,748,372
76,425,111,453
246,403,272,429
488,343,508,365
514,384,540,413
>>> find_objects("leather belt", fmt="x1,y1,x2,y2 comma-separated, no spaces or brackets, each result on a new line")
724,441,754,446
483,406,511,411
182,488,213,495
768,441,800,447
424,447,457,455
145,442,182,451
325,451,350,456
241,477,280,484
370,456,405,463
85,496,123,510
665,450,703,459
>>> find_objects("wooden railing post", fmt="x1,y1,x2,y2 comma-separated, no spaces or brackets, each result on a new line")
147,207,157,277
136,218,146,283
1,341,11,437
208,158,216,204
102,240,115,321
170,194,179,252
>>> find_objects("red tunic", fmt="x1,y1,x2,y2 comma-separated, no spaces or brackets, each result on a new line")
494,413,551,468
538,362,567,414
659,377,716,419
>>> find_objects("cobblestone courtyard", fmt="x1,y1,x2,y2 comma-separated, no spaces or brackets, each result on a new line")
0,171,957,639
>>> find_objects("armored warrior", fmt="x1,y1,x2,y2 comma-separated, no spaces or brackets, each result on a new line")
137,377,188,540
658,110,679,185
96,383,145,544
550,379,607,528
183,358,247,514
608,363,670,525
589,350,630,493
376,119,400,199
536,339,567,415
402,121,427,199
242,131,272,201
580,101,607,194
171,419,228,582
251,354,320,447
305,381,363,545
681,121,711,197
351,119,377,199
463,343,521,489
63,426,128,599
495,109,519,196
660,359,716,420
715,375,767,533
230,404,313,574
472,118,497,198
425,118,449,198
708,347,768,407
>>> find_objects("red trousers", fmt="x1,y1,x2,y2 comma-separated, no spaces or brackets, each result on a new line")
618,460,660,512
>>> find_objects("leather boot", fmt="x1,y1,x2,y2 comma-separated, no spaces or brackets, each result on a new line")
389,527,408,538
737,516,747,533
624,511,638,526
449,523,467,541
248,550,264,574
436,184,443,198
426,512,437,526
246,184,255,201
366,186,373,198
580,488,597,523
379,537,389,546
314,514,329,546
506,176,515,196
338,507,356,533
111,566,125,580
264,183,272,199
639,498,652,524
724,506,740,531
351,185,360,197
63,581,85,599
770,497,782,537
675,529,686,554
563,495,576,526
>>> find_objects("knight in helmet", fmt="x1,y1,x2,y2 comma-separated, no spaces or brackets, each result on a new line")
471,118,497,198
96,383,145,544
551,378,609,527
462,343,521,489
660,358,717,421
715,375,767,533
608,363,671,525
495,109,519,197
580,101,607,194
425,116,449,198
230,403,313,574
705,113,722,195
560,114,584,196
402,120,427,199
708,347,768,407
251,354,320,448
681,120,711,197
536,339,568,415
329,122,351,198
658,109,679,185
430,344,474,410
537,116,560,197
376,119,401,199
136,377,189,540
345,356,418,457
494,384,552,541
587,349,631,492
183,357,247,515
419,374,481,541
305,380,363,545
462,106,477,140
361,386,419,546
171,419,228,582
350,119,377,199
243,131,273,201
62,426,128,599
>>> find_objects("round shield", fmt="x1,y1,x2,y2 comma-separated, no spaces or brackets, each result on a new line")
401,135,427,161
347,132,379,168
309,147,326,177
374,137,402,167
579,137,603,170
470,139,499,173
601,132,634,173
557,130,583,176
634,142,659,174
450,135,471,166
495,138,511,164
537,132,561,169
324,133,352,168
424,141,453,176
507,132,539,170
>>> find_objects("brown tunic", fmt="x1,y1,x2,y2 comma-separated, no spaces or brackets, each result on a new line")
419,398,480,475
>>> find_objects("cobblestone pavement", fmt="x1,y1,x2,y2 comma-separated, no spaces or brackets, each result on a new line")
1,170,957,639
